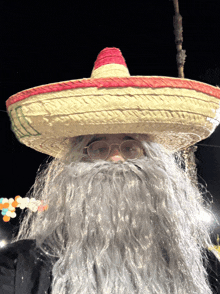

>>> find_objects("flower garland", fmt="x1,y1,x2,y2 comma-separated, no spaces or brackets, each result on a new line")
0,196,48,222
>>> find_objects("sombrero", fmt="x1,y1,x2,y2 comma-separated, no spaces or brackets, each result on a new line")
6,47,220,157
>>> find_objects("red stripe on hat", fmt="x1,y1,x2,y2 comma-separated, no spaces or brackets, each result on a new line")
6,77,220,109
93,48,127,70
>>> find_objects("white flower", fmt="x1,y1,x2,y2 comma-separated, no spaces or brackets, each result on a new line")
6,211,16,218
19,201,28,209
8,205,14,211
28,202,38,212
16,196,22,203
6,211,11,217
10,212,16,218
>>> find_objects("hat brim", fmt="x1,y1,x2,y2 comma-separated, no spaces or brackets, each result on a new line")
6,76,220,157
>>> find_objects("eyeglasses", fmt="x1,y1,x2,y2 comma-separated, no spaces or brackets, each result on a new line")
84,140,144,160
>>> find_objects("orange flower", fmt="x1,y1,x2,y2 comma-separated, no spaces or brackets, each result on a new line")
43,205,48,211
3,203,9,209
12,201,18,207
38,205,44,212
3,215,10,222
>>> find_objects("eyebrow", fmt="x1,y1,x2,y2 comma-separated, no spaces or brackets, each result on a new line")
86,135,134,146
86,136,106,146
123,136,134,141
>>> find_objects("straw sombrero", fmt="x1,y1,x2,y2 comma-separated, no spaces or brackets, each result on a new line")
6,47,220,157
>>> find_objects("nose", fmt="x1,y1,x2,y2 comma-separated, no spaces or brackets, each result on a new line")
106,146,125,162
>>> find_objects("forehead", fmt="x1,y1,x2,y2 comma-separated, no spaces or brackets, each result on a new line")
85,134,138,147
93,134,136,140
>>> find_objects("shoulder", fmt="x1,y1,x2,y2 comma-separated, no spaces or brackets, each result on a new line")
0,240,35,294
206,246,220,271
0,239,36,255
0,239,52,294
206,247,220,292
0,239,37,271
208,246,220,262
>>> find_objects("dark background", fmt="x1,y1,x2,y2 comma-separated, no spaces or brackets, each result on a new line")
1,0,220,244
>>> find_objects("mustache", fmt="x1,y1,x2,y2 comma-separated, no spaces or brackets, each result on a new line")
66,158,145,179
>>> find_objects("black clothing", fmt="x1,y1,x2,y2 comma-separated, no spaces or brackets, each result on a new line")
0,239,220,293
0,240,52,294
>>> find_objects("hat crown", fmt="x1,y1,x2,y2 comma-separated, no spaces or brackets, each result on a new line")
91,47,130,78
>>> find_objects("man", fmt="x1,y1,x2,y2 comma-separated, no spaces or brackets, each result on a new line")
1,48,220,293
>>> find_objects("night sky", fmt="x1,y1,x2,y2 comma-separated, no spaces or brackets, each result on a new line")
1,0,220,243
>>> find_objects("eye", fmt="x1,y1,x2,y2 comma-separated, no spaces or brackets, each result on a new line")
125,146,132,152
93,147,108,154
87,141,109,159
120,141,143,159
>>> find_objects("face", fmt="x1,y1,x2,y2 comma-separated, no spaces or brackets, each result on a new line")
84,133,145,162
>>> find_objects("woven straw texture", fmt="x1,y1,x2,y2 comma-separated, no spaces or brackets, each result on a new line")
6,48,220,157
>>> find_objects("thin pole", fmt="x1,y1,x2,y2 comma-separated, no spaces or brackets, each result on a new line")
173,0,186,78
173,0,198,186
173,0,180,14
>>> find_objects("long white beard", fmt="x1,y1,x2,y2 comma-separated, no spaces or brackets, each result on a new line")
48,143,213,293
16,141,213,293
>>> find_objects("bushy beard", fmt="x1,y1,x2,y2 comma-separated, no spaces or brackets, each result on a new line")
48,144,212,294
16,141,213,293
